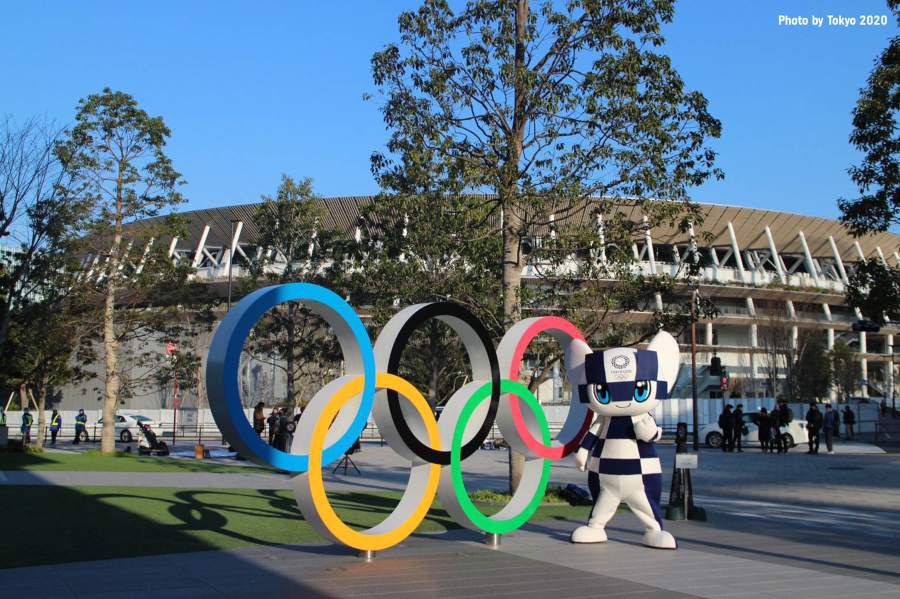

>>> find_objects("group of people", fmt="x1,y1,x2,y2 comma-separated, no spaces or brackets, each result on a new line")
252,402,299,451
718,400,793,453
6,408,89,445
803,403,855,455
718,400,857,455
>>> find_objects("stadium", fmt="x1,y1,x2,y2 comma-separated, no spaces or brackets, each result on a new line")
54,197,899,432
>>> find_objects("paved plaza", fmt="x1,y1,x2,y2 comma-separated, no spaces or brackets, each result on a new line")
2,441,900,598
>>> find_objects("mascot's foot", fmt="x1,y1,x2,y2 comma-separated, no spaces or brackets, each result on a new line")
571,525,608,544
642,530,677,550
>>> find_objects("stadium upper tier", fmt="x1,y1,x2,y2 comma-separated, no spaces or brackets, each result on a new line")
126,197,898,298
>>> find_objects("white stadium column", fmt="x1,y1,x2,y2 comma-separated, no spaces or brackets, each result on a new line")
167,236,179,260
797,231,820,287
222,220,244,272
705,322,714,346
192,225,211,268
134,238,155,274
828,236,849,284
765,226,787,284
726,221,747,283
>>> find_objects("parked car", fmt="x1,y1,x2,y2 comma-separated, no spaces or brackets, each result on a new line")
701,412,808,449
94,414,159,443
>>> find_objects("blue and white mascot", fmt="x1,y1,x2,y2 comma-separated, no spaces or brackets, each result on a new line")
572,330,679,550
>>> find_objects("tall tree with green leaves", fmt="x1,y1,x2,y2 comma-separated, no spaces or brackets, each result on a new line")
240,176,346,410
846,258,900,325
838,1,899,235
792,330,832,403
349,193,503,409
838,2,899,335
55,88,188,453
370,0,722,488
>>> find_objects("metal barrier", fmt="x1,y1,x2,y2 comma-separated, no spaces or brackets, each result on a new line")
16,417,892,448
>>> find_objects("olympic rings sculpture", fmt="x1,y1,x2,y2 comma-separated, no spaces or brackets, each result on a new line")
206,283,593,552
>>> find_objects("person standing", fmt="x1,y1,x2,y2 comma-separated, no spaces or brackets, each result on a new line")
252,402,266,438
718,404,734,452
21,409,33,443
49,410,62,445
266,408,280,446
758,407,772,453
842,406,855,440
805,403,823,454
773,400,792,453
732,404,745,453
73,409,87,445
823,404,837,455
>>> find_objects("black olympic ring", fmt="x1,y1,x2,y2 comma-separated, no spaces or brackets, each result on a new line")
384,302,501,465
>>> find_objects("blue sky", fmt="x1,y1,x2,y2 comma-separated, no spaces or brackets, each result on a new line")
1,1,896,221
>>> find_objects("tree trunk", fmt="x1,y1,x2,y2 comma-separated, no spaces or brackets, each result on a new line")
32,385,47,449
101,279,120,453
429,321,440,408
504,0,530,495
286,305,296,406
101,168,124,454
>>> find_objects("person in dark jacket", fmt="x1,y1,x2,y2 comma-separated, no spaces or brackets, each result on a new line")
773,400,792,453
21,409,33,444
758,407,773,452
73,409,87,444
718,404,734,452
823,404,837,454
266,408,280,446
252,402,266,438
49,410,62,445
805,403,823,454
732,404,746,452
842,406,856,439
274,408,290,451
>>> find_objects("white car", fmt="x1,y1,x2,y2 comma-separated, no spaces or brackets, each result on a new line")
701,412,809,449
94,414,158,443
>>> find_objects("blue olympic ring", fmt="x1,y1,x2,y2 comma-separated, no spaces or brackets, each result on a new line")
206,283,376,472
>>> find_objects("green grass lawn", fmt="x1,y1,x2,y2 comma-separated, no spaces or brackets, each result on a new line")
0,486,592,569
0,450,272,474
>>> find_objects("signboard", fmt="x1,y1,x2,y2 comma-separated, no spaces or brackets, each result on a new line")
675,453,698,470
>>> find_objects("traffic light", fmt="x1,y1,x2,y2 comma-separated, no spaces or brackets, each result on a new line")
720,370,728,391
710,356,722,376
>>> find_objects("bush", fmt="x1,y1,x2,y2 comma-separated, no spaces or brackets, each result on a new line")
468,487,569,505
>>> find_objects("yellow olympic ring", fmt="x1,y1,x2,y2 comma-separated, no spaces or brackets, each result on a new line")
298,373,441,551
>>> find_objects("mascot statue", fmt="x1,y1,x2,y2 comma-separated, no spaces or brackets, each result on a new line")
571,330,679,550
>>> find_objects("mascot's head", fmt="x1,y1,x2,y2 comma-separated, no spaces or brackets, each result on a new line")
581,330,679,417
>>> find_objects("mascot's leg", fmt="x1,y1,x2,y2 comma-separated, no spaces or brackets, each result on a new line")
572,475,619,543
623,474,676,550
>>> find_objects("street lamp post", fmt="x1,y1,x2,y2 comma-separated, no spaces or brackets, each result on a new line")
690,289,699,450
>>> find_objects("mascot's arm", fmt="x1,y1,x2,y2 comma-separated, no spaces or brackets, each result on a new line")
574,416,606,471
632,414,663,443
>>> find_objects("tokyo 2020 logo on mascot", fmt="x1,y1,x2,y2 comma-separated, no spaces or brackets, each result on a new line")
572,330,680,550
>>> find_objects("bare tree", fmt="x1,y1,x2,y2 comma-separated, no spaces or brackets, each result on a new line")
0,116,70,350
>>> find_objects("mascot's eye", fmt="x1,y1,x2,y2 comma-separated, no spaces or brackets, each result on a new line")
633,381,651,402
595,383,610,404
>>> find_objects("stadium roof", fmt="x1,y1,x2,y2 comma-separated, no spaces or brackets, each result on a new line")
160,197,899,262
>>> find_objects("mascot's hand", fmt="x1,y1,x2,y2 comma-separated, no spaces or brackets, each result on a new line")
574,447,589,472
633,414,660,442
